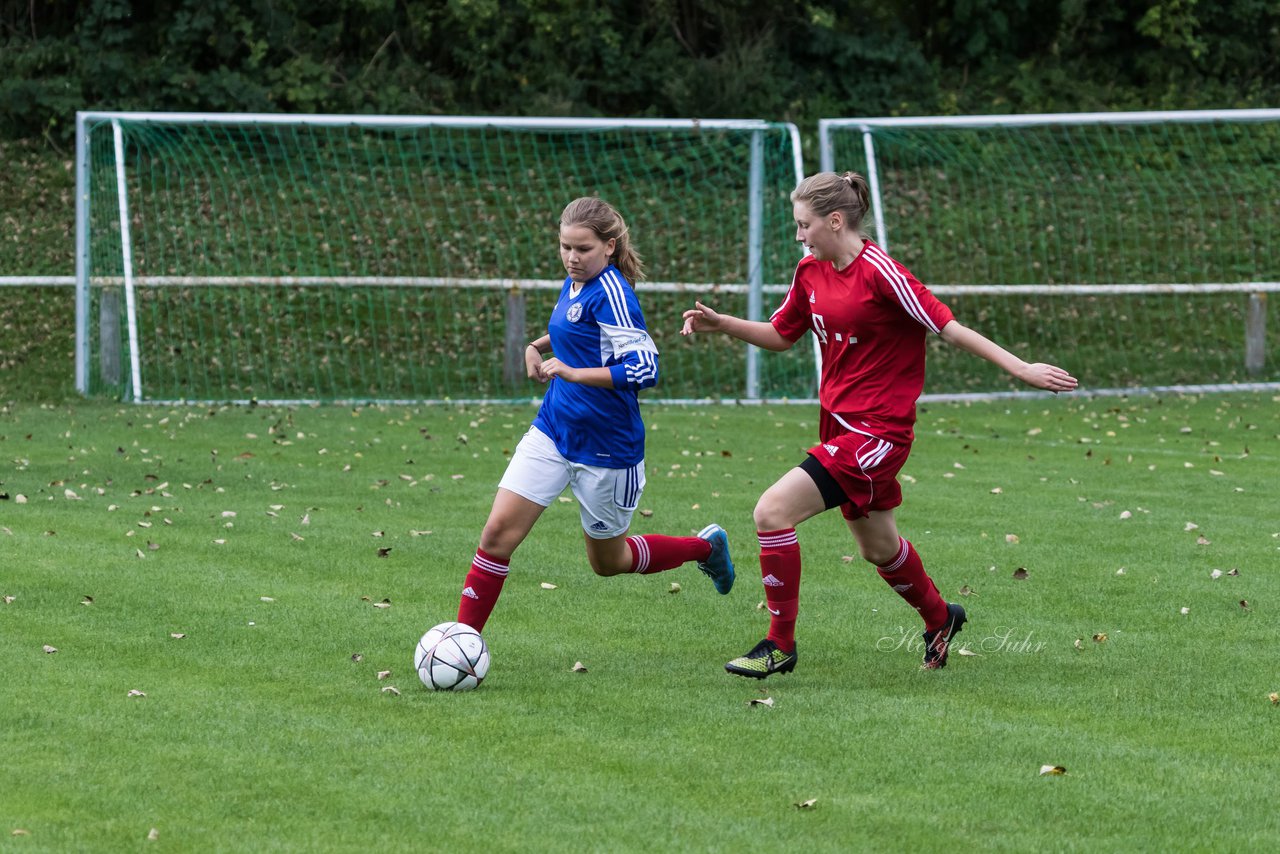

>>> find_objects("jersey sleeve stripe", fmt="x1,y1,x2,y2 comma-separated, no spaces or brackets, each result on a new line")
600,268,635,328
863,244,941,334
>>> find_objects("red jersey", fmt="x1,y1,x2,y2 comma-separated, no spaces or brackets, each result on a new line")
770,240,954,445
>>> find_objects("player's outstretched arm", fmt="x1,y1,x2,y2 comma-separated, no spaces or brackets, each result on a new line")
680,301,792,352
940,320,1078,393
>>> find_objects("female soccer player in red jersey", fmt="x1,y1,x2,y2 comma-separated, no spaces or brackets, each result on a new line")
680,172,1077,677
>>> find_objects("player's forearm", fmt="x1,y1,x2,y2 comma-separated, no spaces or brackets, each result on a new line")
940,321,1030,380
715,314,792,351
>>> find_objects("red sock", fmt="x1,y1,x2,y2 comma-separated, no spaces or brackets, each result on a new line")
876,537,948,630
758,529,801,652
627,534,711,574
456,548,509,633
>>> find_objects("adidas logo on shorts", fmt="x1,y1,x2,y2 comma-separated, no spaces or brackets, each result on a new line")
461,586,479,600
762,574,785,587
823,443,839,456
590,521,609,532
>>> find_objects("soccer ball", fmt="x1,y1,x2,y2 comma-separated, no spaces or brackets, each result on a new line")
414,621,489,691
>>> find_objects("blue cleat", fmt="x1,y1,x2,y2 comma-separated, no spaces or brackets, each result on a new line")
696,523,735,594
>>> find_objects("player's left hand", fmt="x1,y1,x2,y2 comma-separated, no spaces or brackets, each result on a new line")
539,357,579,383
1022,363,1078,393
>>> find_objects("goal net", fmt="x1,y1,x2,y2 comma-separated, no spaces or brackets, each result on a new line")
76,113,804,404
820,110,1280,398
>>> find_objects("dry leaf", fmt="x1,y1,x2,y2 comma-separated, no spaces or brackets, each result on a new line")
1239,600,1251,611
571,661,588,672
80,596,94,605
376,547,392,558
1180,607,1190,615
42,644,58,654
300,513,310,526
376,670,392,680
1269,692,1279,705
169,633,186,639
1210,569,1223,580
747,697,775,707
1227,568,1240,576
381,685,401,696
1005,534,1020,544
639,509,654,518
958,585,976,596
956,646,980,657
1038,765,1067,776
990,487,1003,494
1012,568,1029,580
127,689,147,698
1074,638,1083,650
2,595,14,604
373,599,391,609
669,582,682,594
12,829,30,836
1092,633,1108,643
147,828,159,841
371,530,385,538
540,582,558,590
1196,535,1211,545
351,653,364,663
1115,567,1126,575
795,799,818,809
221,511,237,518
1184,522,1199,531
410,530,433,536
290,532,304,541
260,596,275,603
1119,510,1132,519
841,554,856,563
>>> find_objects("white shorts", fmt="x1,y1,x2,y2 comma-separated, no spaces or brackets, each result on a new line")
498,426,645,539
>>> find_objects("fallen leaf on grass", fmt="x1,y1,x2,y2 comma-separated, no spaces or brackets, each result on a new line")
795,798,818,809
669,582,681,594
1005,534,1020,544
1180,607,1190,615
376,670,391,680
1269,692,1279,705
1239,600,1251,611
958,585,976,596
571,661,588,673
956,646,980,657
127,690,147,698
80,596,94,605
540,582,558,590
1012,568,1029,580
1038,765,1067,776
2,595,15,604
1196,535,1211,546
747,697,775,708
381,685,401,696
12,829,30,836
990,487,1003,494
169,633,186,639
1093,633,1108,643
376,547,392,558
42,645,57,654
639,509,654,518
147,828,159,841
1074,639,1084,650
351,653,364,663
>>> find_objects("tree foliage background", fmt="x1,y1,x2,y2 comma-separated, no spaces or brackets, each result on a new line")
3,0,1278,145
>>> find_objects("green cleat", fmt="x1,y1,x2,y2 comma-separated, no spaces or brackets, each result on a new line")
724,638,797,679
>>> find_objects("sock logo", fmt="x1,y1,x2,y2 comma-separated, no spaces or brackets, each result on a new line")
891,583,913,593
762,574,785,587
461,586,479,600
767,606,781,616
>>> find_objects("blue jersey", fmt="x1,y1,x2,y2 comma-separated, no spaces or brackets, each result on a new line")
532,265,659,468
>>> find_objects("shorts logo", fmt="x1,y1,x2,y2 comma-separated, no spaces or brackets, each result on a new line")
461,586,479,600
567,302,584,323
762,574,784,587
823,443,839,456
590,521,609,532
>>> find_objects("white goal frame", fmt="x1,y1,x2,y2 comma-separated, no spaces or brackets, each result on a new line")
820,108,1280,398
74,111,804,404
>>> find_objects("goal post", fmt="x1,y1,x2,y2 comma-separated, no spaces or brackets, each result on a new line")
75,112,805,404
819,109,1280,397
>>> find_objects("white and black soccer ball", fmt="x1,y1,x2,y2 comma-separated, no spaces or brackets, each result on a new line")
414,621,489,691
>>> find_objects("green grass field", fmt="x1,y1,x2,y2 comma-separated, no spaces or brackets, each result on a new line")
2,395,1278,851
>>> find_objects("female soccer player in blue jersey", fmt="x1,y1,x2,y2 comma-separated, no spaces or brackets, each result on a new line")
455,197,736,634
682,172,1077,678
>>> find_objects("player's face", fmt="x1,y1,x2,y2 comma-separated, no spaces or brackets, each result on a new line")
560,224,616,284
793,201,836,260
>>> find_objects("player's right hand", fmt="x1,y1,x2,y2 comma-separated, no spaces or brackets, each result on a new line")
681,301,722,336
